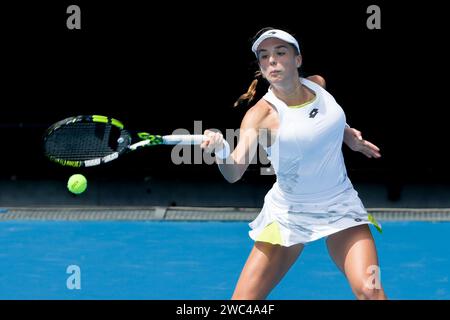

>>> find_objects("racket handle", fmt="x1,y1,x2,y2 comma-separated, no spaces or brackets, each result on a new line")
162,134,206,145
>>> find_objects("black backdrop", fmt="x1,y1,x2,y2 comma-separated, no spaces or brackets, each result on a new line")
1,1,448,188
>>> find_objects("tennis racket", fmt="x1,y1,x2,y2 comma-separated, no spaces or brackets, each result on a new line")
43,115,206,168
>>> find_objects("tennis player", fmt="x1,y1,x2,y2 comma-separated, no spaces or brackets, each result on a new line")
201,28,386,300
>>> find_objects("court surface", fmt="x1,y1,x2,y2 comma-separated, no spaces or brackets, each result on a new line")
0,209,449,299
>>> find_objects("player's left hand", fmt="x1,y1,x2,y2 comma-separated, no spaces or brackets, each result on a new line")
344,127,381,158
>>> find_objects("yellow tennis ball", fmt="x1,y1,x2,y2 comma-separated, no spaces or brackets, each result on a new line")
67,174,87,194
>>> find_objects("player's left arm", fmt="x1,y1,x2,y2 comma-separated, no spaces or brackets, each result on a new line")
307,75,381,159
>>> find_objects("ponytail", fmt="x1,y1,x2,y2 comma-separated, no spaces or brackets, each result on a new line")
233,71,262,107
233,27,276,108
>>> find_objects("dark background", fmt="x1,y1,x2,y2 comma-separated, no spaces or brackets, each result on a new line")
1,1,448,205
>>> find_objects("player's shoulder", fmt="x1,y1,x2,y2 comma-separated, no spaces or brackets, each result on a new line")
306,74,326,88
241,99,274,129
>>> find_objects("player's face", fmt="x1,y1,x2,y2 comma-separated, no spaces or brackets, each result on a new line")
256,38,301,84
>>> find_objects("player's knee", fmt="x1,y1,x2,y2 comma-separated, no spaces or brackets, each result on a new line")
355,285,384,300
232,289,267,300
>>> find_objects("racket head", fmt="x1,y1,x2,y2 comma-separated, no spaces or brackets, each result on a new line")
43,115,132,167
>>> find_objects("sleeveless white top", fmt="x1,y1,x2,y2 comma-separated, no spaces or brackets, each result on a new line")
248,77,377,246
263,77,351,197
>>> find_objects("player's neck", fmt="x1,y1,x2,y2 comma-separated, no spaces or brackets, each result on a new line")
272,79,309,106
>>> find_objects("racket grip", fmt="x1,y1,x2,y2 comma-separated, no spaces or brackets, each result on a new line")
162,134,206,145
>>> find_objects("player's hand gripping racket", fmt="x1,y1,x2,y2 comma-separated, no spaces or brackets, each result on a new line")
43,115,206,167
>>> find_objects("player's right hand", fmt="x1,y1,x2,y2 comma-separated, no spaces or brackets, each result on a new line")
201,130,225,154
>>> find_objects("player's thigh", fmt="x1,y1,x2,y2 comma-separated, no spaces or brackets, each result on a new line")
326,224,385,298
233,241,304,299
326,224,379,274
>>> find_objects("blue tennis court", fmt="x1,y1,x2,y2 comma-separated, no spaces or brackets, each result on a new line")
1,216,449,299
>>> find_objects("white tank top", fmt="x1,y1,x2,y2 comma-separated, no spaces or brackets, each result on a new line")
263,77,352,197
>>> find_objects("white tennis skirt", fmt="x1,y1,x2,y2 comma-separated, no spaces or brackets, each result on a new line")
249,181,381,247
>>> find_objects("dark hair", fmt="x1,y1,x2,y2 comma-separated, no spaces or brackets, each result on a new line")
234,27,300,108
233,70,263,107
252,27,276,43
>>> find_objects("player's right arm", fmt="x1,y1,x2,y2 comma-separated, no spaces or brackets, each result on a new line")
201,100,271,183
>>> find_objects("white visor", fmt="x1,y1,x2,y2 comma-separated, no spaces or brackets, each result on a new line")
251,29,300,57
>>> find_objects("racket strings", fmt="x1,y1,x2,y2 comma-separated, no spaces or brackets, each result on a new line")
44,122,127,161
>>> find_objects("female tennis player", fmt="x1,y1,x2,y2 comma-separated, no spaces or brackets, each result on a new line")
201,28,386,300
